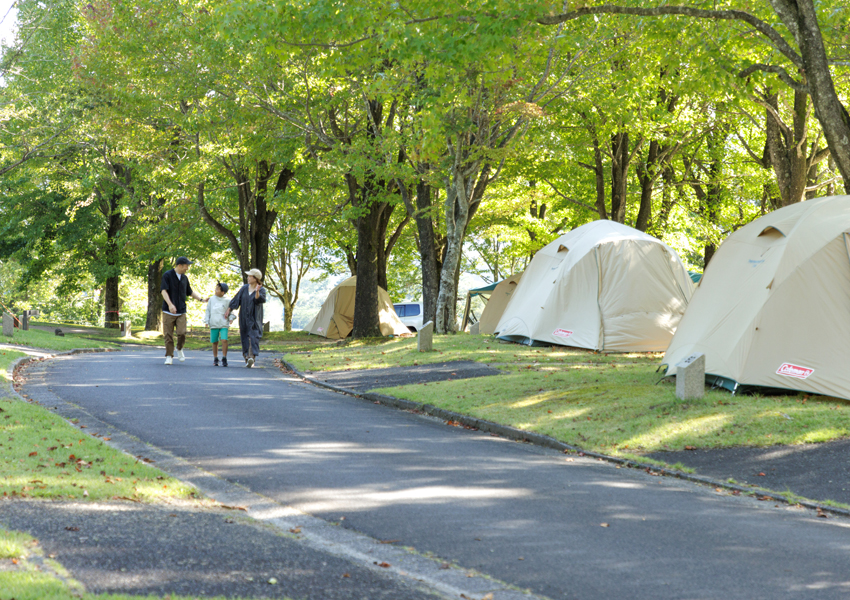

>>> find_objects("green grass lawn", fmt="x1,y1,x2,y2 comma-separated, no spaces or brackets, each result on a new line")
2,327,118,351
286,334,850,458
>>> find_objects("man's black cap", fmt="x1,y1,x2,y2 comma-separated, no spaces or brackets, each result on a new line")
217,282,229,293
175,257,193,265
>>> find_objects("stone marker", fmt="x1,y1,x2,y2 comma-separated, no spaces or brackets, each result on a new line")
470,321,480,335
418,320,434,352
2,313,13,337
122,320,132,338
263,321,270,333
19,311,28,331
676,352,705,400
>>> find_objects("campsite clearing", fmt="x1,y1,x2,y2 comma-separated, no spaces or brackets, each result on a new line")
286,334,850,459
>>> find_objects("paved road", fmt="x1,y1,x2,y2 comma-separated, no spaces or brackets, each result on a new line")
23,349,850,599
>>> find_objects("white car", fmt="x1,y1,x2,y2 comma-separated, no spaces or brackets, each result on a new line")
393,301,424,332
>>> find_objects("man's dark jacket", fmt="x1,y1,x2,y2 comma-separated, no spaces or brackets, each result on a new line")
161,268,194,314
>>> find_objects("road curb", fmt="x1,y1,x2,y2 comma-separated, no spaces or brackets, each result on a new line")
278,357,850,520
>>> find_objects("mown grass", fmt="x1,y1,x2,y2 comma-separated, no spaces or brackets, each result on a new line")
286,334,850,456
1,350,197,502
1,327,118,351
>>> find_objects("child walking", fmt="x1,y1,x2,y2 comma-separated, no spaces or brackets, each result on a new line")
204,282,236,366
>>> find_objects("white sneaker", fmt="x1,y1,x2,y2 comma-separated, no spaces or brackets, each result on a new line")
246,357,254,368
164,356,173,365
177,349,185,362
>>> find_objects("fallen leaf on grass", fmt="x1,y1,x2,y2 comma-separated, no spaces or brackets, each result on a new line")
290,527,301,534
684,446,696,450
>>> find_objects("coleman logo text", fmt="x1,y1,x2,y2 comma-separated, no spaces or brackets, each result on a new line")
776,363,814,380
553,329,573,338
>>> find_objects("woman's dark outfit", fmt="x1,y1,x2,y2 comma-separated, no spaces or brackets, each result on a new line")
229,284,267,359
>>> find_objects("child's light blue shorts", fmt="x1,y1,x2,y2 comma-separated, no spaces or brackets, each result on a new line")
210,328,229,343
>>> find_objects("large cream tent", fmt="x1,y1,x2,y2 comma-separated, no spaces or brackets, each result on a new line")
664,196,850,398
495,221,694,351
304,276,409,339
478,272,523,335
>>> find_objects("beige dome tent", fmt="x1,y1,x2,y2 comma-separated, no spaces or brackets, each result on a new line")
495,221,694,351
304,276,409,339
478,272,523,335
664,196,850,398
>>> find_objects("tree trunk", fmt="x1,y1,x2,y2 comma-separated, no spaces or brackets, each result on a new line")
776,0,850,192
764,91,810,207
610,131,632,224
101,187,123,330
353,201,383,338
399,177,441,327
145,258,164,331
103,274,120,329
635,140,660,232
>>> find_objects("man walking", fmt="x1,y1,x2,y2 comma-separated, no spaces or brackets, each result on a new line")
161,257,207,365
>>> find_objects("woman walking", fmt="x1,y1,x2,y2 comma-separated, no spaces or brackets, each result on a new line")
225,268,267,368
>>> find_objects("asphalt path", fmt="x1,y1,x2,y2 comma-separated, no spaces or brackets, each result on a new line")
23,349,850,600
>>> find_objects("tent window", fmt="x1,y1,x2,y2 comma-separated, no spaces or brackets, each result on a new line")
758,226,785,238
557,244,569,253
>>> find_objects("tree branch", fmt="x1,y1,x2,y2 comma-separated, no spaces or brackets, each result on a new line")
739,63,808,93
537,5,803,69
541,177,599,213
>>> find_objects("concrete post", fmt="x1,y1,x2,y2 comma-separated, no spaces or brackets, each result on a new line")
20,311,29,331
675,353,705,400
2,313,13,337
418,321,434,352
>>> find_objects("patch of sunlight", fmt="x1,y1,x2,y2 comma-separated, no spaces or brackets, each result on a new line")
587,481,646,490
796,428,848,443
298,484,533,513
624,413,730,448
135,330,162,340
511,393,558,409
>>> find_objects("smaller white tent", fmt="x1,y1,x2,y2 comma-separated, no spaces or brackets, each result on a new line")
478,272,523,335
495,221,694,351
304,277,410,339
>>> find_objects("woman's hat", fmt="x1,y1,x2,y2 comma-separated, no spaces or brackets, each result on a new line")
244,268,263,281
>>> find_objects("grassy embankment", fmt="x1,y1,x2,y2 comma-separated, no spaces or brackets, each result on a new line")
1,341,249,599
32,320,325,352
285,334,850,459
